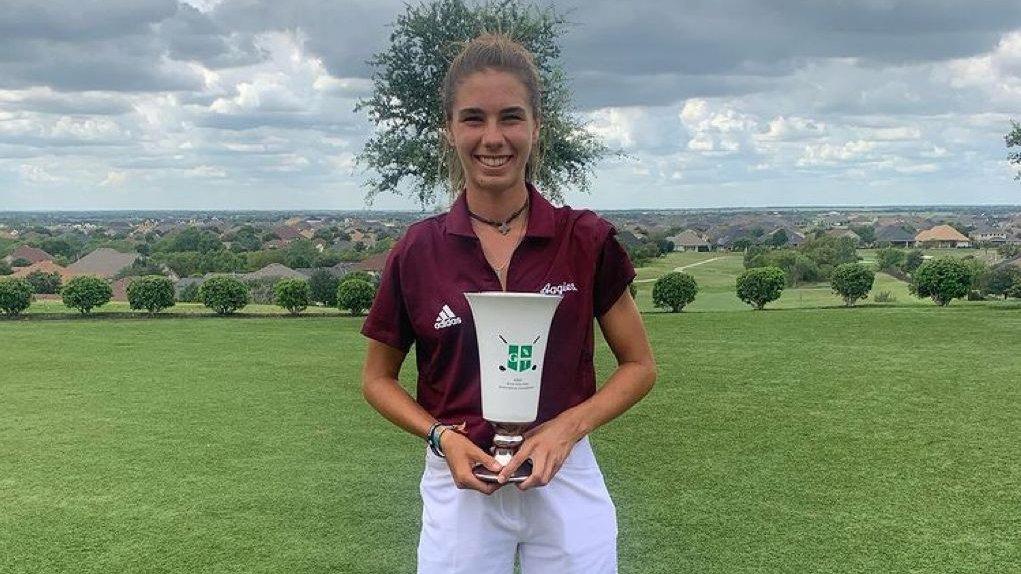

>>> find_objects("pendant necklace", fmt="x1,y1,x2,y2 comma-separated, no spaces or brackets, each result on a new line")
468,198,529,235
478,211,527,284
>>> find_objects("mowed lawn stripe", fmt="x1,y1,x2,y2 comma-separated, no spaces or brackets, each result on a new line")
2,307,1020,572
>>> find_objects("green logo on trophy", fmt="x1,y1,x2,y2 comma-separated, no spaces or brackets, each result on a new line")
507,344,533,372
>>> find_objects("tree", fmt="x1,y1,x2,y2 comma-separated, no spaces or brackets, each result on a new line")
797,236,859,278
309,269,340,306
731,238,753,252
909,257,973,306
61,276,112,314
127,276,176,316
25,270,61,294
199,276,250,315
987,266,1021,299
902,249,925,273
830,263,875,307
342,270,379,287
0,277,33,316
736,266,786,310
766,228,788,247
743,245,771,269
229,226,263,252
284,239,318,269
154,226,223,254
1007,277,1021,299
1007,119,1020,181
769,250,822,286
851,225,876,246
652,272,698,312
356,0,608,207
337,278,376,316
875,247,905,272
274,278,311,315
960,257,989,293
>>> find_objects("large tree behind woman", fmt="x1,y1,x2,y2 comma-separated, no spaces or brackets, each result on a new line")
356,0,609,207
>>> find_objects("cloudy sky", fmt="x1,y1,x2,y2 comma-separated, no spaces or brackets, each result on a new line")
2,0,1020,211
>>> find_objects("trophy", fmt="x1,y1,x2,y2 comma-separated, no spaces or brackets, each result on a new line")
464,292,563,483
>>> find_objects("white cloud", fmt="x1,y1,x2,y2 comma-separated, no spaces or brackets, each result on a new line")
797,140,876,166
680,98,759,153
185,165,227,178
19,164,64,183
100,170,128,187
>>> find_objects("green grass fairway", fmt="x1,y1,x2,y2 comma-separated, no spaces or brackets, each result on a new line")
3,307,1020,573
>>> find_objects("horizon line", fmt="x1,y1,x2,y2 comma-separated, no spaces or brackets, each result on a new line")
3,202,1021,215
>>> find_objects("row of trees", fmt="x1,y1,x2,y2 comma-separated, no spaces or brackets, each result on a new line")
0,273,380,318
647,255,1019,313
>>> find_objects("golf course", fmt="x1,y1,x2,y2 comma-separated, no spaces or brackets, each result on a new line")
3,252,1020,573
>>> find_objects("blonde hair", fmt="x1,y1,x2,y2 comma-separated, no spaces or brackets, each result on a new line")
440,33,544,196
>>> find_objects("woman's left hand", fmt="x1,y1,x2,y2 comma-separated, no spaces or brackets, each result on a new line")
496,413,583,490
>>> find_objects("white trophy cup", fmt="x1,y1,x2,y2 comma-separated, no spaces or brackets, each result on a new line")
464,292,563,483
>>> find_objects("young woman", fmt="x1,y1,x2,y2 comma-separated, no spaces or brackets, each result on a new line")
360,33,656,574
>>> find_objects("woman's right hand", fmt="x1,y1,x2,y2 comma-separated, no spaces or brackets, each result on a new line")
440,431,504,495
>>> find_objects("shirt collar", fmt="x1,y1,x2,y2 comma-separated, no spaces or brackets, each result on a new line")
445,182,555,239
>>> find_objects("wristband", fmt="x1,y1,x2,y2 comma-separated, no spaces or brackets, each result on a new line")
426,422,444,458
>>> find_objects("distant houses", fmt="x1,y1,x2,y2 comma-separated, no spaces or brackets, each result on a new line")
4,245,54,266
875,225,917,248
915,225,970,248
667,230,712,252
66,248,138,279
11,260,76,282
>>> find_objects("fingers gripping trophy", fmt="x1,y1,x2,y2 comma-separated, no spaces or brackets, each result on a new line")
464,291,562,483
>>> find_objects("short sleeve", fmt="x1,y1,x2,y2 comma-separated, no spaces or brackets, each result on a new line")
360,244,415,352
593,226,637,317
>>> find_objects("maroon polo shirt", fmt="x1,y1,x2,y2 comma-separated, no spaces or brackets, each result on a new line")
360,183,636,450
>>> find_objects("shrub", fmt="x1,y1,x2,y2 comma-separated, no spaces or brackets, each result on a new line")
652,272,698,312
909,257,972,306
243,277,278,305
177,281,201,303
342,270,379,287
10,257,31,267
770,250,823,286
0,277,33,316
25,270,62,294
967,290,985,301
337,278,376,315
127,275,176,316
309,269,340,306
873,290,896,303
61,276,113,314
274,278,311,315
199,276,250,315
987,266,1021,299
902,250,925,273
736,266,786,310
830,263,875,307
628,281,637,302
875,247,905,271
0,260,11,276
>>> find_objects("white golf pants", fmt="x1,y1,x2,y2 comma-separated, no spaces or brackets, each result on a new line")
417,436,618,574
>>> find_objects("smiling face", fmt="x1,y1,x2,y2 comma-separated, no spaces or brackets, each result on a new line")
447,68,540,195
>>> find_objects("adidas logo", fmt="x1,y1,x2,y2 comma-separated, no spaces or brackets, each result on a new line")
433,304,462,330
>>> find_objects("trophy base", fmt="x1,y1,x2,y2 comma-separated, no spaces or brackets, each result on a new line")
473,460,532,483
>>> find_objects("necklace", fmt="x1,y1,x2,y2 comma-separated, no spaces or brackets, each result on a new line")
477,212,527,280
467,198,529,235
